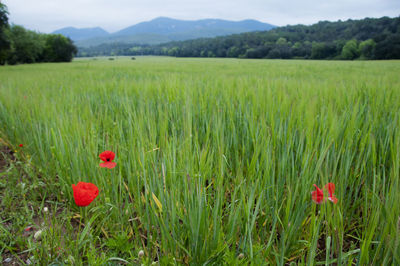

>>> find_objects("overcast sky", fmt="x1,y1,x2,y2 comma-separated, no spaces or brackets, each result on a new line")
3,0,400,33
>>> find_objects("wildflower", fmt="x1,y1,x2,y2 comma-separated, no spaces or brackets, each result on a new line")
72,182,99,206
43,207,48,213
19,144,23,147
99,150,117,169
325,183,338,204
311,184,324,204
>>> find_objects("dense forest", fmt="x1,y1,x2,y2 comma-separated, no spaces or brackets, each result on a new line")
78,16,400,60
0,3,77,65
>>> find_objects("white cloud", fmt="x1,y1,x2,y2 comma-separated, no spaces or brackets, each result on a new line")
3,0,400,33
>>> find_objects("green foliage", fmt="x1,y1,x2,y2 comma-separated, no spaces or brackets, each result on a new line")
6,25,46,64
359,39,376,59
311,42,338,59
341,39,360,60
0,3,8,27
311,42,325,59
0,3,10,65
275,37,287,45
3,28,77,65
374,33,400,59
43,34,77,62
105,231,133,256
227,46,241,57
0,57,400,264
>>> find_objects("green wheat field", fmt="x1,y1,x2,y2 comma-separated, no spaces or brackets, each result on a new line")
1,57,400,265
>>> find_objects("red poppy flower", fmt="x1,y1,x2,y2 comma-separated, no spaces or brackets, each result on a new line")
311,184,324,204
99,150,117,168
19,144,23,147
72,182,99,206
324,183,338,204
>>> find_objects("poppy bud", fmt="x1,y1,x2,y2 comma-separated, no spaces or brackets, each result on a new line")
138,250,145,258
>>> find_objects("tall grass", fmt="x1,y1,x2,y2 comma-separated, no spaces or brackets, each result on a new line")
1,57,399,264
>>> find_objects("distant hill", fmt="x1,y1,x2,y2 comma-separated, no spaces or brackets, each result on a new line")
77,16,400,60
114,17,273,36
53,27,109,41
53,17,275,47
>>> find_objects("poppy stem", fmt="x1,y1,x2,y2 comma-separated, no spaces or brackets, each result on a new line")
83,207,88,222
110,169,115,202
76,210,83,250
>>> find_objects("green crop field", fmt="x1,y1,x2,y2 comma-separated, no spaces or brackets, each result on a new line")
0,57,400,265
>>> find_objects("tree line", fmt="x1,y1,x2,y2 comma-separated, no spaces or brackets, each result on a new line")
79,16,400,60
0,3,77,65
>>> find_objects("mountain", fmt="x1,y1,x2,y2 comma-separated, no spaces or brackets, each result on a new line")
53,17,275,47
77,16,400,60
114,17,273,36
53,27,109,41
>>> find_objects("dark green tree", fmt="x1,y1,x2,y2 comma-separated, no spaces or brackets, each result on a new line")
341,39,360,60
227,46,241,57
43,34,77,62
6,25,46,64
359,39,376,59
0,2,10,64
311,42,327,59
0,3,7,26
374,34,400,59
291,42,305,58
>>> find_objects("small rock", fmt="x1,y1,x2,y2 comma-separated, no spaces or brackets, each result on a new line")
4,258,12,263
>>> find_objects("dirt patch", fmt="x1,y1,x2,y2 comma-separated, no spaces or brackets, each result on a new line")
0,146,9,171
0,145,34,265
0,145,15,172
